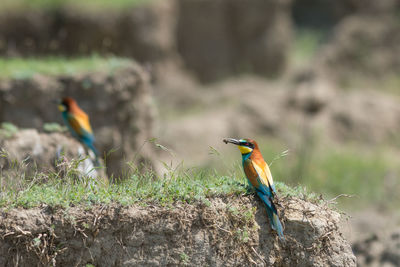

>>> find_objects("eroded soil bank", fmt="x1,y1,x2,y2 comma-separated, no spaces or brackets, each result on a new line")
0,196,355,266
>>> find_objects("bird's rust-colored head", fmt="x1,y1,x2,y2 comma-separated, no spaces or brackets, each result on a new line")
223,138,258,155
58,97,77,112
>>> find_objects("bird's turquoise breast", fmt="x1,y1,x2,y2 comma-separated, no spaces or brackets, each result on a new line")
241,153,251,162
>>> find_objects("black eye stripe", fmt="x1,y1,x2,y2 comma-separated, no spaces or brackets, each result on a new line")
241,142,254,148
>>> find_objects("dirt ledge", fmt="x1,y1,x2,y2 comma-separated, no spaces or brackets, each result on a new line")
0,196,356,266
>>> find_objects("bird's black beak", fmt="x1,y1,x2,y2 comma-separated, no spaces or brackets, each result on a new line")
223,138,241,145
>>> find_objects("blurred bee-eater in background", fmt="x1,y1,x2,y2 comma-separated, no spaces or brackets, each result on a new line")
58,97,99,166
224,138,284,240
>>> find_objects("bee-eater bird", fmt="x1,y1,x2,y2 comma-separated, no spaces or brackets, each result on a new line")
223,138,284,240
58,97,99,166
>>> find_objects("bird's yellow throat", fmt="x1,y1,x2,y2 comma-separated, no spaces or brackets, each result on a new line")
58,105,66,112
238,146,253,154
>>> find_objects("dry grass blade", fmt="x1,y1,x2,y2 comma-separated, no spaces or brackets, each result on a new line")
269,149,289,167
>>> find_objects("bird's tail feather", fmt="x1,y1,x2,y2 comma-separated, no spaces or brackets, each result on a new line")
257,191,285,240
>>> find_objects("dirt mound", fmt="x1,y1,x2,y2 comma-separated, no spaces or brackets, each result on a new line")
0,196,355,266
0,61,156,177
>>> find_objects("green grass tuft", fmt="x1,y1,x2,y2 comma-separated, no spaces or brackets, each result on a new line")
0,57,132,80
0,152,317,209
43,123,67,133
0,159,246,208
0,122,19,138
0,0,152,12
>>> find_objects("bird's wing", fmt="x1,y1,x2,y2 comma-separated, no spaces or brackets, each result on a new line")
252,161,276,196
75,112,93,134
67,113,93,137
263,164,277,194
252,161,272,187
